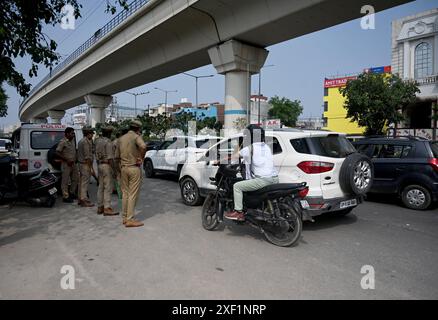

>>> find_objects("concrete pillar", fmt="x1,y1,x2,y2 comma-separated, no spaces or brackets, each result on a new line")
47,110,65,124
84,94,112,127
208,40,268,131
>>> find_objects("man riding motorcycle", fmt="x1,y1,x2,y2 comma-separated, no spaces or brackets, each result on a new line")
224,124,279,221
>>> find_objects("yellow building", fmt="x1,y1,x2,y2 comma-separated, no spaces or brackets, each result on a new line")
323,66,392,135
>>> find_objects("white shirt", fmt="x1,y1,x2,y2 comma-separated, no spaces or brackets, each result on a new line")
239,142,278,179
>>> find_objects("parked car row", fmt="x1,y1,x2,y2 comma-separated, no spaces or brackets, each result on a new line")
145,132,437,212
145,129,375,217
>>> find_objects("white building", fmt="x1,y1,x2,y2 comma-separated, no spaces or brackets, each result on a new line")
391,8,438,139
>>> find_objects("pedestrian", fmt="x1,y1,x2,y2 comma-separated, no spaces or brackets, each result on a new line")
112,129,124,209
116,120,147,228
95,126,118,216
56,127,79,203
77,126,95,207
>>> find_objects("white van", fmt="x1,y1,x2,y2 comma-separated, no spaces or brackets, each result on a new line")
11,124,83,175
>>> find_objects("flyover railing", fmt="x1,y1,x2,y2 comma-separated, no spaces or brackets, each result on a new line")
23,0,150,102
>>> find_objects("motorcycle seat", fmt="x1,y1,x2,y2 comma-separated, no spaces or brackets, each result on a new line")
245,182,307,196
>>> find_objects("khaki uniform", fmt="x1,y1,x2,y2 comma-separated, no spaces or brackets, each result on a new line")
77,137,94,201
112,139,121,183
95,136,114,209
56,137,78,199
116,131,146,221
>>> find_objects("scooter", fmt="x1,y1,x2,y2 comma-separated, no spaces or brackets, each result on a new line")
202,163,310,247
0,154,58,207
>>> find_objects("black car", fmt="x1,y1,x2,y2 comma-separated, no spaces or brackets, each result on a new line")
353,137,438,210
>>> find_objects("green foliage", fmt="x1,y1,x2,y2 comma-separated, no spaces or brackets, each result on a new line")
0,85,8,117
0,0,128,117
433,104,438,122
340,72,420,136
268,96,303,127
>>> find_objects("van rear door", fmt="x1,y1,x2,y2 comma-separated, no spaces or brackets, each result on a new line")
29,130,65,172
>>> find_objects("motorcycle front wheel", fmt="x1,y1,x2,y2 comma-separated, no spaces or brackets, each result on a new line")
262,204,302,247
202,193,220,231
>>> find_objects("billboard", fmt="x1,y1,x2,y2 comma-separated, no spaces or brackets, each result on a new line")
324,76,357,88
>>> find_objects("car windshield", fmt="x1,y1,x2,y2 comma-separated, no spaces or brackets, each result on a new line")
430,142,438,158
310,135,356,158
196,138,220,149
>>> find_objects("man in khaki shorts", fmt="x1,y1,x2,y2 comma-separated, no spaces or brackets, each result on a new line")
77,126,95,207
95,126,118,216
116,120,146,228
56,127,78,203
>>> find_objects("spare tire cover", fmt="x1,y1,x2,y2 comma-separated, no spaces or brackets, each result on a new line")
47,143,62,170
339,153,373,195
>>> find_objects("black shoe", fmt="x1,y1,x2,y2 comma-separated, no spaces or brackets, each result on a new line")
63,198,74,203
70,194,78,200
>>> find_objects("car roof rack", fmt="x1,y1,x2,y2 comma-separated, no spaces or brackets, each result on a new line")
365,135,428,141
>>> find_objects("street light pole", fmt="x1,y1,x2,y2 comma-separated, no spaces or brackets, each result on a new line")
258,64,274,124
125,91,150,117
154,87,178,116
182,72,214,108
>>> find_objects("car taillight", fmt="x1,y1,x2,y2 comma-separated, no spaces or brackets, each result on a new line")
19,159,28,172
298,187,309,198
429,158,438,172
297,161,334,174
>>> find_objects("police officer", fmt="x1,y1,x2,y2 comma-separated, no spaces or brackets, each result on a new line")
95,126,118,216
77,126,95,207
116,120,146,228
56,127,78,203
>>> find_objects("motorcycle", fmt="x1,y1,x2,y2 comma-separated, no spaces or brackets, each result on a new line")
0,154,58,207
202,163,310,247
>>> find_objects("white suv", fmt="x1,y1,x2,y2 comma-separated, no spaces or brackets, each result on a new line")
178,129,373,217
144,135,221,178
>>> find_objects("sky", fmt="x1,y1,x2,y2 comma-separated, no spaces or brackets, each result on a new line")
1,0,437,127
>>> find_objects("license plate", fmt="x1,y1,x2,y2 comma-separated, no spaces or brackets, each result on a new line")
300,200,310,209
48,187,57,195
340,199,357,209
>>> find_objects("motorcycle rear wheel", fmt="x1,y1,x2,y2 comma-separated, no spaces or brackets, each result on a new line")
262,205,302,247
202,193,220,231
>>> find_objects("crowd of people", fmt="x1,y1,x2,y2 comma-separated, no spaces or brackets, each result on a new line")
55,120,147,228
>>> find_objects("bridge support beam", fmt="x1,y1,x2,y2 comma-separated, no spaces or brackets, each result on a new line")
208,40,268,131
47,110,65,124
31,117,48,124
84,94,112,127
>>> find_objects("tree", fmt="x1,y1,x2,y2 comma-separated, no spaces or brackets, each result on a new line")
0,0,128,117
0,85,8,117
340,72,419,136
268,96,303,127
173,111,196,134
